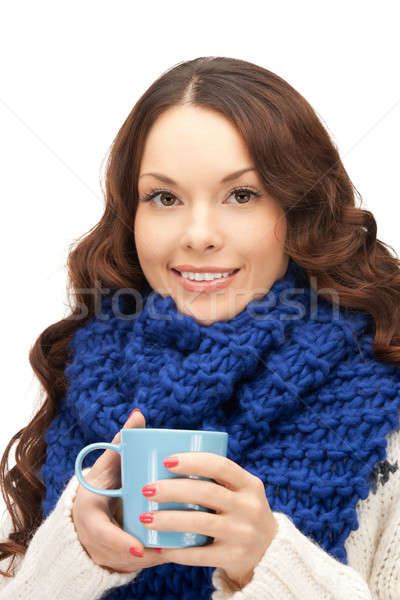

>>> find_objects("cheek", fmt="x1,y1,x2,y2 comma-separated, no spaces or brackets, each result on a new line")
134,216,178,284
135,214,163,259
134,227,162,288
246,219,287,273
249,218,284,252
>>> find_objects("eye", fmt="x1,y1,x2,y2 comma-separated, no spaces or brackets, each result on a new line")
225,187,261,204
139,186,262,207
155,192,179,207
139,189,181,207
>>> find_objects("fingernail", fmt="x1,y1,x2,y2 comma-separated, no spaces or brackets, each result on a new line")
139,512,154,523
129,408,141,418
129,547,143,557
153,547,162,554
163,457,180,468
142,484,157,497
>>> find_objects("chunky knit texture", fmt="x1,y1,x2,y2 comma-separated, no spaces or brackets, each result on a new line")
42,260,400,600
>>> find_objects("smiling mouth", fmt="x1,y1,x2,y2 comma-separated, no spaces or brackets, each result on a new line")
172,268,240,282
171,268,240,293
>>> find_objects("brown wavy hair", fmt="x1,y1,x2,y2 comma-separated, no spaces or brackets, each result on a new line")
1,56,400,575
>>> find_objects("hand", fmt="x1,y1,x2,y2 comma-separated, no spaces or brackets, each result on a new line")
140,453,278,587
72,410,165,573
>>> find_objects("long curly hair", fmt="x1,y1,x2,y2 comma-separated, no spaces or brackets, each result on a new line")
1,56,399,575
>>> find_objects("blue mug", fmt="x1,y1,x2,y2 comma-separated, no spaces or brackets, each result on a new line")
75,428,228,548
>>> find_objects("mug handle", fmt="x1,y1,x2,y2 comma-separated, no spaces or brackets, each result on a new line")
75,442,123,498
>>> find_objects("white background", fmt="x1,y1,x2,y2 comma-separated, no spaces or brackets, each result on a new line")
0,1,399,516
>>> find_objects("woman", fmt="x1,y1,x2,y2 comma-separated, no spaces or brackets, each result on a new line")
1,56,399,599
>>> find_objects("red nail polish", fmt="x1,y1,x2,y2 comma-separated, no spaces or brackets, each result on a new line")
129,547,143,557
139,512,154,523
153,547,162,554
142,484,157,497
129,408,141,418
163,457,179,468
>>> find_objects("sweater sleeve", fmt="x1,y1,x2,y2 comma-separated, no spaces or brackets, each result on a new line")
0,473,141,600
211,426,400,600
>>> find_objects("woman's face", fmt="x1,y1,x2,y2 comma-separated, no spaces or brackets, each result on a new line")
135,105,288,325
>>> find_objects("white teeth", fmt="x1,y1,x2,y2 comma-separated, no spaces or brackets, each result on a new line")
180,270,235,281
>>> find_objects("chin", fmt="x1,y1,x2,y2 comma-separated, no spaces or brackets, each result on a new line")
177,299,247,325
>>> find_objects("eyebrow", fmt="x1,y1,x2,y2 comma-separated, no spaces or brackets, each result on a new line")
138,167,256,185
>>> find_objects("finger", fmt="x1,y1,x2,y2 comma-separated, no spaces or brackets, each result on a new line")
81,510,161,572
161,543,220,568
95,518,144,558
142,478,233,513
112,408,146,443
139,509,225,539
94,409,146,474
91,523,159,572
163,453,253,491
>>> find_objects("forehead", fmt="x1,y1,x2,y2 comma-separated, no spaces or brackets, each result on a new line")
139,105,254,177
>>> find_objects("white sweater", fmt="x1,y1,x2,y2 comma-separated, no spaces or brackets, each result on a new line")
0,426,399,600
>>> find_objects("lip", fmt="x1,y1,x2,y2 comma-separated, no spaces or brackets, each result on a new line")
171,267,240,293
172,265,238,273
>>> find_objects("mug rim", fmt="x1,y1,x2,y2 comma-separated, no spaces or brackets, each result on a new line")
121,428,228,435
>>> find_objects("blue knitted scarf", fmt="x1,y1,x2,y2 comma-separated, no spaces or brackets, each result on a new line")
42,260,400,600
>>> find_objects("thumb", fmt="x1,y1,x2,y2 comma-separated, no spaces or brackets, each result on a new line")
95,409,146,474
123,408,146,431
111,408,146,444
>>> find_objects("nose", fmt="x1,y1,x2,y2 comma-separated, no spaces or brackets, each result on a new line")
179,202,224,252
